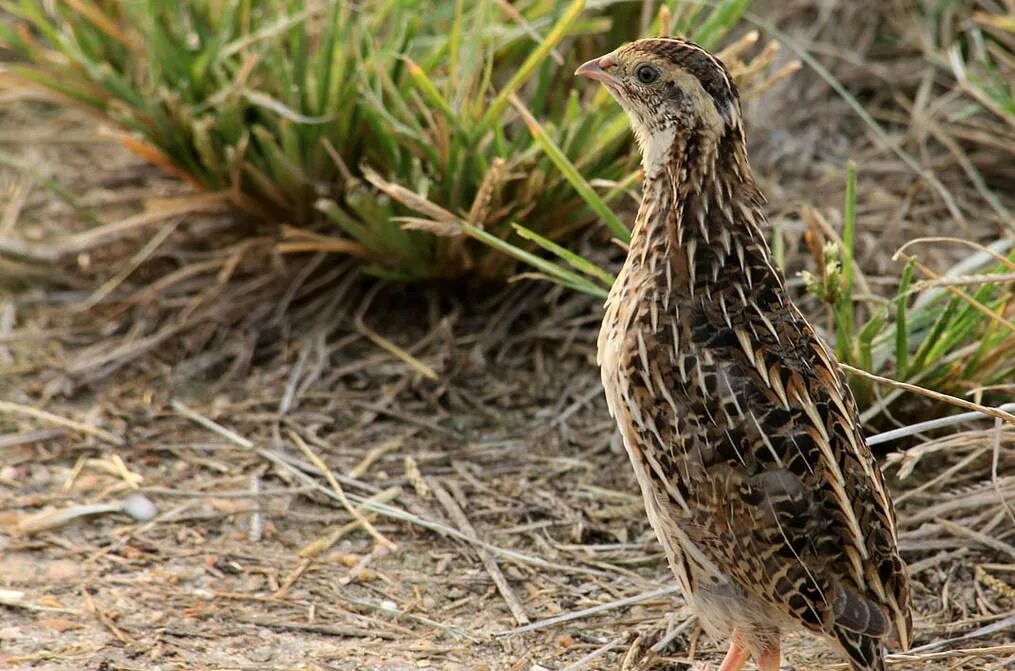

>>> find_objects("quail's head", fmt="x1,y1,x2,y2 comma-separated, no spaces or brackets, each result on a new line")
575,38,741,169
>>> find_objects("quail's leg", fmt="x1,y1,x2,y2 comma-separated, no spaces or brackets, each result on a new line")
716,632,751,671
755,646,781,671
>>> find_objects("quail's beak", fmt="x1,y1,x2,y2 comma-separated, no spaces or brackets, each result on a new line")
574,55,621,86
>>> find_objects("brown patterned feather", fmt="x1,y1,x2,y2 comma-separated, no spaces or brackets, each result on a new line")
582,37,911,671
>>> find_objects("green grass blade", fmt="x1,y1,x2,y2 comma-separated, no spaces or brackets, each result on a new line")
403,57,464,134
478,0,584,134
511,223,615,287
694,0,753,50
834,161,857,361
459,222,608,298
894,259,915,379
857,311,884,374
511,96,629,241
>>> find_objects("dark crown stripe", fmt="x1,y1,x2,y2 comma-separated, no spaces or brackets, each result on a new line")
631,37,738,112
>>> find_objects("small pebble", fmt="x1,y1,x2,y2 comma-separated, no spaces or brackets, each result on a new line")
122,492,157,521
248,647,274,663
0,590,25,606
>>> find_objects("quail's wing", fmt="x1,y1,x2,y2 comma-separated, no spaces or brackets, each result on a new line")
627,247,912,658
667,272,912,653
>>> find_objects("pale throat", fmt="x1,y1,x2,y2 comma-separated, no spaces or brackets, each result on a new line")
634,122,678,179
632,122,724,235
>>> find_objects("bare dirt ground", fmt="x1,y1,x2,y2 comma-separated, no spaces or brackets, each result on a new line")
2,4,1015,670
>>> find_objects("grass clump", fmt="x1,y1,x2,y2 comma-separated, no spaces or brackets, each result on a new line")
1,1,367,224
931,0,1015,130
801,164,1015,414
442,3,1015,414
369,8,796,293
0,0,788,282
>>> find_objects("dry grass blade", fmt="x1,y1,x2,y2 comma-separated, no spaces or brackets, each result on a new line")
993,418,1015,528
395,217,463,236
81,586,131,645
912,272,1015,290
361,166,460,225
715,29,759,62
60,193,232,255
276,225,374,257
288,427,397,551
743,59,801,99
896,253,1015,336
77,219,182,310
560,635,627,671
354,321,438,381
907,615,1015,654
868,403,1015,446
933,518,1015,562
840,364,1015,426
430,478,530,625
0,400,123,446
254,445,613,578
354,285,439,381
298,487,402,559
496,586,681,636
467,157,507,228
894,238,1015,273
171,399,253,449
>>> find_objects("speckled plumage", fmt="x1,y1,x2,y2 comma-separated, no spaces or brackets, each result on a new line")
579,38,912,671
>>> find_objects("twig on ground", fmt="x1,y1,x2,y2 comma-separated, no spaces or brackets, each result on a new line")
0,400,123,445
496,586,681,636
248,473,263,542
81,586,131,645
355,284,438,381
349,438,403,478
430,477,531,626
934,518,1015,562
868,403,1015,446
991,418,1015,529
256,444,613,577
907,615,1015,654
233,616,399,640
171,399,254,448
559,635,627,671
298,486,402,559
840,365,1015,425
287,427,397,551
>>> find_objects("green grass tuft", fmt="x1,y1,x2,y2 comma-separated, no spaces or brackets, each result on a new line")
0,0,774,281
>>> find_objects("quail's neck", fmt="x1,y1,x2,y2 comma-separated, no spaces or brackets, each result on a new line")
628,123,772,299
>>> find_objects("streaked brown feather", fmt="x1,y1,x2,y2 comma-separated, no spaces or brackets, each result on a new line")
592,37,912,670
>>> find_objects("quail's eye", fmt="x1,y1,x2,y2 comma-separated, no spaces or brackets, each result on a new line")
635,64,659,84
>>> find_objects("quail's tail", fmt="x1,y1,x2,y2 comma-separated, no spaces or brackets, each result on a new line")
837,629,886,671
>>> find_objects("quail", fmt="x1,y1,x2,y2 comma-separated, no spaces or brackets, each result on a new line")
577,38,912,671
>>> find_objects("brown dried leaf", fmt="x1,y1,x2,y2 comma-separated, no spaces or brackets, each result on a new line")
36,617,83,632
